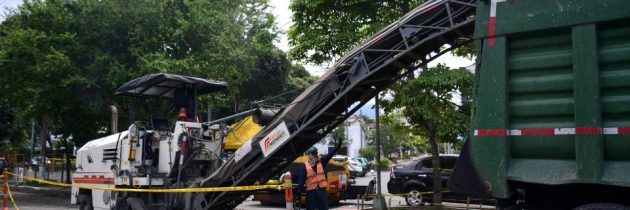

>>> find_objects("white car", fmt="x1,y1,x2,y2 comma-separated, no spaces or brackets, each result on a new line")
332,155,363,178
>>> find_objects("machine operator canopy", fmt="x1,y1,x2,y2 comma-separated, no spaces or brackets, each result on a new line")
115,73,228,99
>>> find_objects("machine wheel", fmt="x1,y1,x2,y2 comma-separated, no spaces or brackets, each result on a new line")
404,187,424,207
293,200,302,209
573,203,630,210
78,193,94,210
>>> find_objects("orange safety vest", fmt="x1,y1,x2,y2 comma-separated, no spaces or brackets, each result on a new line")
305,162,328,191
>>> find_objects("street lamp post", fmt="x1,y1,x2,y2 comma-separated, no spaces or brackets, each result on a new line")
373,92,387,210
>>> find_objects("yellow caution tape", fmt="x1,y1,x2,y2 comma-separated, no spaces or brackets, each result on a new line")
5,182,19,210
365,190,449,197
7,172,283,193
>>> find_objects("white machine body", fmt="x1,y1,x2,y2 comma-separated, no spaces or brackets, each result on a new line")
71,121,222,209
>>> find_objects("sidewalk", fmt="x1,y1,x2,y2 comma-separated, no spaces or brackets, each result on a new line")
9,183,71,197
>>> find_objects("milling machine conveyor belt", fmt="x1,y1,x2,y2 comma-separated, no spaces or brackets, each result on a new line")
192,0,477,209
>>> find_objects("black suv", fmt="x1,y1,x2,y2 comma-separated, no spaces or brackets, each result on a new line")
387,154,458,206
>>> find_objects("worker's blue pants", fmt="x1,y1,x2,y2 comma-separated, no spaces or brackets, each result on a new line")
306,188,328,210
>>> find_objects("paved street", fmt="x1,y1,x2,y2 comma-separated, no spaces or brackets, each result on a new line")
8,190,75,210
4,171,404,210
236,171,409,210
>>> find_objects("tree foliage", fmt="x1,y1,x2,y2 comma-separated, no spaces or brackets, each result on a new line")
289,0,428,65
382,64,473,204
0,0,313,149
288,0,477,66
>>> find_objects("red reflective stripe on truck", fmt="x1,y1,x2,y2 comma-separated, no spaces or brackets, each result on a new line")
619,128,630,134
488,17,496,48
475,127,630,136
575,127,601,135
73,177,115,185
475,129,506,136
521,128,554,136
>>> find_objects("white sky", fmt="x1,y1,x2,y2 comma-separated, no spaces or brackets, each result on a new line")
0,0,21,21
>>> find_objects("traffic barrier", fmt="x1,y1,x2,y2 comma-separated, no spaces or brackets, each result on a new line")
283,173,293,210
5,172,283,193
3,169,18,210
3,169,8,210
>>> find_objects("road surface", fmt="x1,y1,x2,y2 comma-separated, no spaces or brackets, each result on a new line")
5,171,409,209
236,171,409,209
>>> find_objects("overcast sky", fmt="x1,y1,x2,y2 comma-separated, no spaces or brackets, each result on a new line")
0,0,21,21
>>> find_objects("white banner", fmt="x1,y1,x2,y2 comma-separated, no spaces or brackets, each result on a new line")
234,138,252,163
259,121,291,157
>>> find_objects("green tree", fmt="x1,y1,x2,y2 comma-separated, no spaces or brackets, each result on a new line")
331,126,347,147
289,0,428,65
359,146,376,160
382,64,473,204
289,0,476,66
0,0,311,161
370,112,427,159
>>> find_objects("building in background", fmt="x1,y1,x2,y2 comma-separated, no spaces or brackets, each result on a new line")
345,115,370,158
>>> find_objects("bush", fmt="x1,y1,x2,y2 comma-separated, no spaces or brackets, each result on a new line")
374,157,392,171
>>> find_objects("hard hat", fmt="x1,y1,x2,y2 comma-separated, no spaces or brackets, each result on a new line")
306,147,318,155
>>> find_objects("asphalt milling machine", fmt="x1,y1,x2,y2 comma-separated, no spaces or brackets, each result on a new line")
71,73,273,209
71,73,371,209
71,0,478,209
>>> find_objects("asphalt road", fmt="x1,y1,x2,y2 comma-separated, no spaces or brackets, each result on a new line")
4,171,406,210
236,171,409,210
8,191,75,210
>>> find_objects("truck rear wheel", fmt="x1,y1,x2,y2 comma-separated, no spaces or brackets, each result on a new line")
78,193,93,210
574,203,630,210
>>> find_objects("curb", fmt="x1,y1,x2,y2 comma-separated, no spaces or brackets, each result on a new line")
10,184,71,197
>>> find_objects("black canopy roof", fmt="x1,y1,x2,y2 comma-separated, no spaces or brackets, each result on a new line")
115,73,227,99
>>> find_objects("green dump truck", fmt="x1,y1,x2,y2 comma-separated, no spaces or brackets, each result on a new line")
449,0,630,209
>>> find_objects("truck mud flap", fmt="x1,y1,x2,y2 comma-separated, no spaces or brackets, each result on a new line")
448,139,491,198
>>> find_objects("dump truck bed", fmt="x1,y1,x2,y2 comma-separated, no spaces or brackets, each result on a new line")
462,0,630,201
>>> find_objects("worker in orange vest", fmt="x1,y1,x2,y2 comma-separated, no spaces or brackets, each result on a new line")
297,139,341,210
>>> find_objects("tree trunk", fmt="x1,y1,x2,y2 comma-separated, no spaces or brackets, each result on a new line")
64,140,72,184
39,117,49,178
428,129,442,205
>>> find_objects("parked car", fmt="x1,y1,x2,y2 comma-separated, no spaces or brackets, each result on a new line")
388,154,465,206
350,157,368,177
355,157,370,175
332,155,362,178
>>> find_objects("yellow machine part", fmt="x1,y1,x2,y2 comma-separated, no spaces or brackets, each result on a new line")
255,156,351,204
223,116,262,150
263,156,350,196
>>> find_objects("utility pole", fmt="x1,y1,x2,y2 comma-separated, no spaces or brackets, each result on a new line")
373,93,387,209
29,118,36,178
29,118,35,164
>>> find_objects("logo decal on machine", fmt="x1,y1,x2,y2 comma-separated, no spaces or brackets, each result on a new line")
234,138,252,163
259,121,290,157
